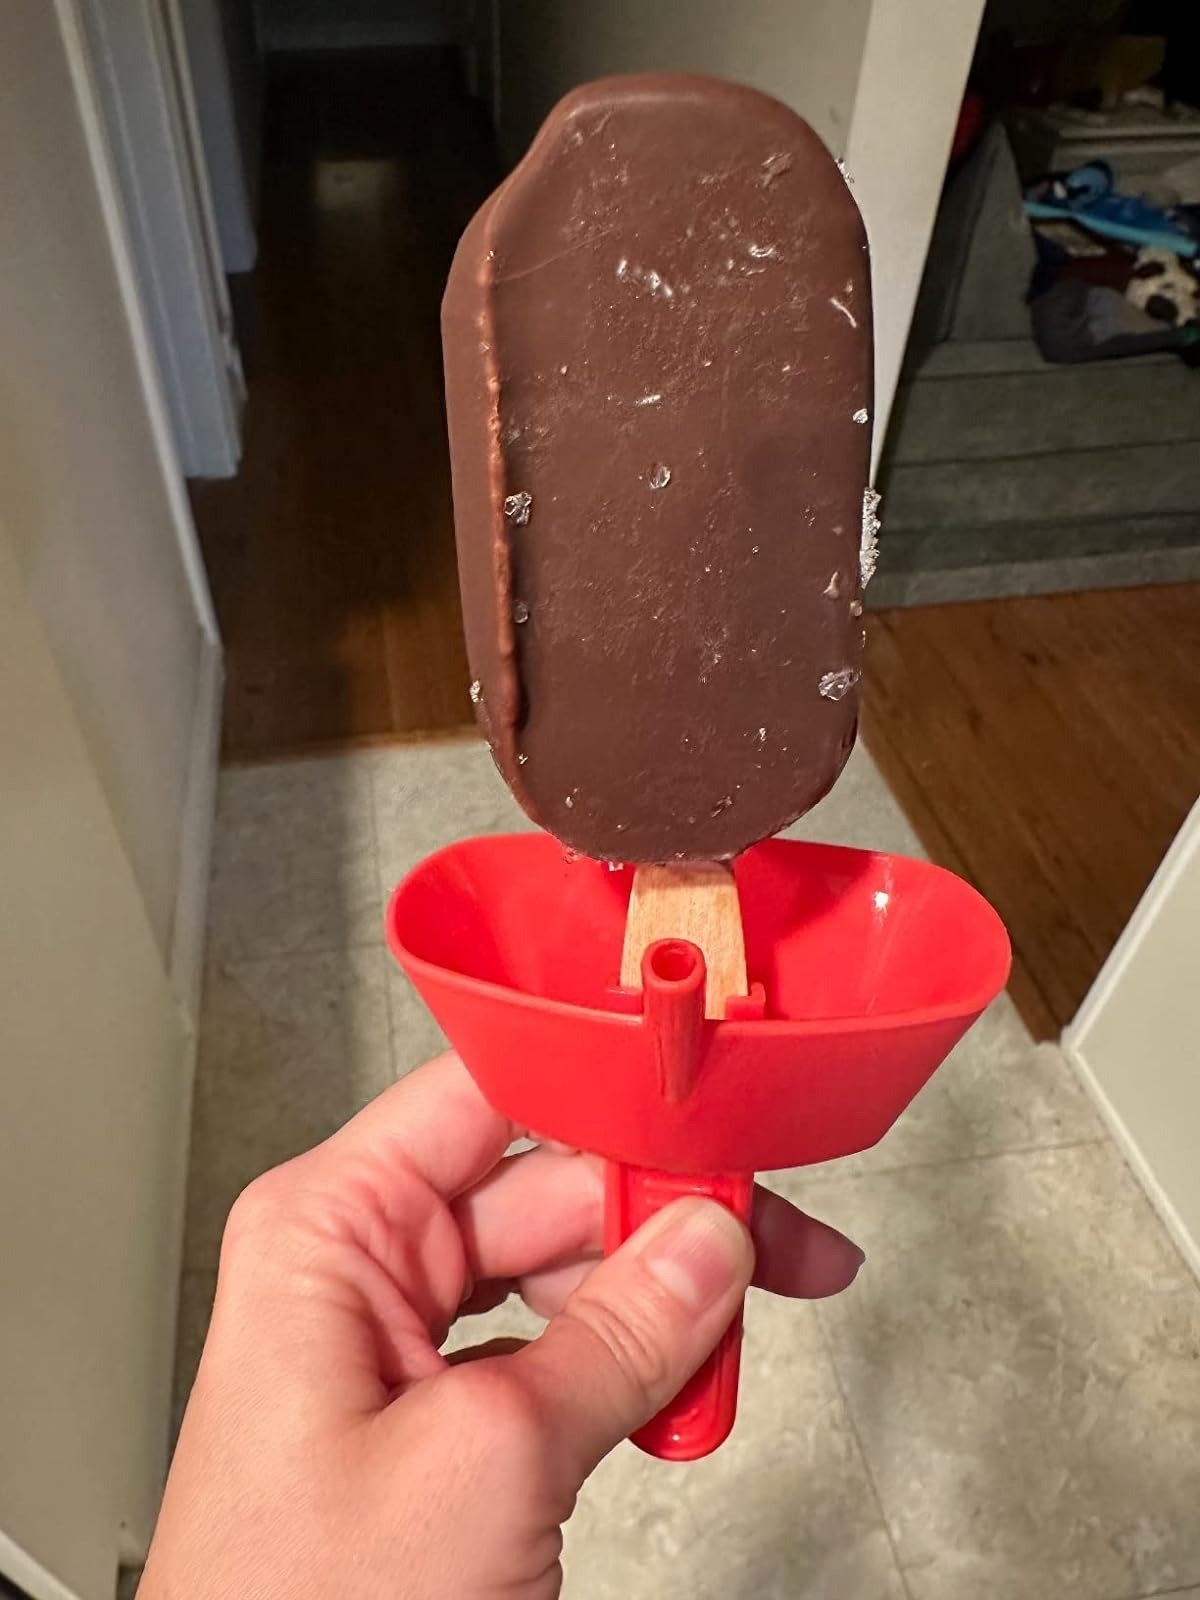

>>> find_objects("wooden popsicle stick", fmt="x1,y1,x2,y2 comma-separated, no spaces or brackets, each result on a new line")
620,863,748,1019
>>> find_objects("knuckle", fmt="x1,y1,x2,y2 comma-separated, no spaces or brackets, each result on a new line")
221,1169,292,1258
487,1369,547,1450
441,1364,548,1465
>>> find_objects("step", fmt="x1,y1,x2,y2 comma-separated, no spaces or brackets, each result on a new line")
883,441,1200,531
867,512,1200,606
888,360,1200,465
905,338,1180,378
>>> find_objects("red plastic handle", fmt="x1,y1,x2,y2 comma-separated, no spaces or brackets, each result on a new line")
604,1162,753,1460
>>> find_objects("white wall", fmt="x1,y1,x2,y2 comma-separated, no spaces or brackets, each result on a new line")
842,0,986,462
178,0,259,273
493,0,985,463
80,0,245,476
0,0,219,966
1066,801,1200,1280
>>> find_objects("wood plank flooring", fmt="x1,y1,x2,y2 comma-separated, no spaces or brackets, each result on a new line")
862,584,1200,1038
191,51,497,759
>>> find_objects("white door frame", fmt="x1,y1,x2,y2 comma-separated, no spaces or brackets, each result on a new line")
55,0,224,1019
178,0,258,275
0,1534,82,1600
79,0,244,477
59,0,222,647
841,0,987,474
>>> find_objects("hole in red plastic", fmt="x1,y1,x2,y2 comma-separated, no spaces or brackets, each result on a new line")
649,940,701,985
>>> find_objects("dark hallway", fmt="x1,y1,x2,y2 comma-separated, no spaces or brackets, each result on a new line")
192,50,499,759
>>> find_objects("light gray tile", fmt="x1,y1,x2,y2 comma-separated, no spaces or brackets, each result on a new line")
387,959,449,1079
185,945,393,1268
208,754,381,962
779,993,1103,1187
788,749,1099,1176
372,733,914,897
371,738,533,901
783,741,926,861
443,1292,544,1357
767,1060,974,1195
806,1143,1200,1600
563,1301,906,1600
171,1270,216,1447
940,995,1102,1157
786,747,1101,1178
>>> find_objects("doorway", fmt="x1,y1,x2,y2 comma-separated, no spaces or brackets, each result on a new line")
190,47,499,758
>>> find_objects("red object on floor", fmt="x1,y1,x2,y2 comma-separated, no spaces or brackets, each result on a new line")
387,834,1010,1459
949,90,986,170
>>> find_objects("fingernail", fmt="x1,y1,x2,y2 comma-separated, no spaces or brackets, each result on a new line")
637,1199,751,1312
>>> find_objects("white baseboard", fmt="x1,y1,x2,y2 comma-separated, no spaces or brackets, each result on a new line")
0,1530,82,1600
1063,1037,1200,1284
168,632,222,1028
116,1018,199,1569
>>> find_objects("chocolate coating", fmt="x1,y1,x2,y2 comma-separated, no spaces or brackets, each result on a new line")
442,73,872,862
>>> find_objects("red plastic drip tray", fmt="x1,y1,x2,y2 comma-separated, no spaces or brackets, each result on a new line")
388,835,1011,1175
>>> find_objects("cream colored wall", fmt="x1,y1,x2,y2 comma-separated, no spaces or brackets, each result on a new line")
0,518,192,1600
1066,801,1200,1278
0,0,218,963
0,6,221,1589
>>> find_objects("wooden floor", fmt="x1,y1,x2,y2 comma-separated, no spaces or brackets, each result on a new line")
192,51,496,759
191,55,1198,1042
863,584,1200,1038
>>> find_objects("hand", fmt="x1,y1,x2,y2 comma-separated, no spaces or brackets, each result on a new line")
140,1053,863,1599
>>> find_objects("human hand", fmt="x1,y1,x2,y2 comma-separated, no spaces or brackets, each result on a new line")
140,1053,863,1599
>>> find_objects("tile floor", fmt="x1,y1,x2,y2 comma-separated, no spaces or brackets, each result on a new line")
177,737,1200,1600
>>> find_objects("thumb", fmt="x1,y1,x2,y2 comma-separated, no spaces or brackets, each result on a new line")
510,1197,753,1477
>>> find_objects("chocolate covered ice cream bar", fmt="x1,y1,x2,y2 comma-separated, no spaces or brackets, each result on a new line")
443,73,872,862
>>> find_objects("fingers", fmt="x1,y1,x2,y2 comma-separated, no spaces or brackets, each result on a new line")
455,1160,861,1312
508,1197,753,1477
751,1187,865,1298
453,1146,604,1283
218,1055,516,1388
316,1052,515,1200
516,1258,594,1320
458,1259,597,1323
271,1051,860,1307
